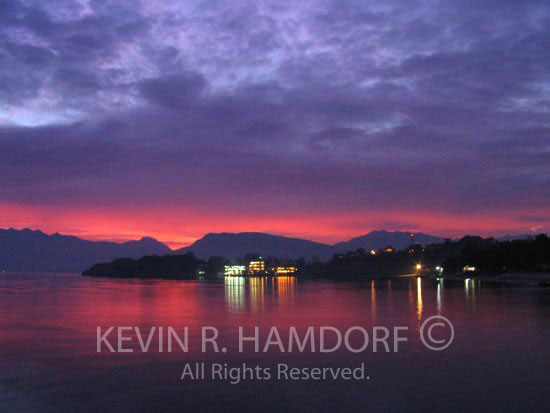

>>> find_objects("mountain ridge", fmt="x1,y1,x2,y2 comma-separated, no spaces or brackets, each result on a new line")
175,231,334,261
0,227,541,272
0,228,171,273
333,230,445,253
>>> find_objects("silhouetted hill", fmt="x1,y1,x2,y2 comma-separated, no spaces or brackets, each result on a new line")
0,228,171,273
0,228,462,272
176,232,333,261
83,253,200,279
323,234,550,278
333,230,444,252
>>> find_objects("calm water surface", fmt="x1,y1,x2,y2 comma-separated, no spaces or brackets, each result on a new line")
0,273,548,412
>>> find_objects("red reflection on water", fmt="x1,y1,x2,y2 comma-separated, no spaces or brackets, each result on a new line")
0,273,548,366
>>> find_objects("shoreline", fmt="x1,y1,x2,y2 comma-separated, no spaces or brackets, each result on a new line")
435,272,550,287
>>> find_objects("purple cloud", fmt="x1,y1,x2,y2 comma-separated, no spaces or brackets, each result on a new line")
0,0,549,239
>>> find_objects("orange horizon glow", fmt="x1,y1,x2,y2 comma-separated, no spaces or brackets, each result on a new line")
1,201,548,249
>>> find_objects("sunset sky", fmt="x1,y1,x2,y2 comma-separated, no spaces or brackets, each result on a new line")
1,0,549,248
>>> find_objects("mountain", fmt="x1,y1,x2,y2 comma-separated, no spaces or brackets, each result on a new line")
176,232,333,261
176,230,447,261
0,228,449,273
0,228,171,273
333,230,445,252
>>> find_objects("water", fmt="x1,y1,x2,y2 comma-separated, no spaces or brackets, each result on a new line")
0,273,548,412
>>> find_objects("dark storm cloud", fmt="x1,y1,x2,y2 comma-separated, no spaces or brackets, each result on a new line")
0,0,549,229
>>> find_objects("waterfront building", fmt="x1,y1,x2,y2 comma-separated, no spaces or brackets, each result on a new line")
248,260,266,275
224,265,246,276
275,266,297,275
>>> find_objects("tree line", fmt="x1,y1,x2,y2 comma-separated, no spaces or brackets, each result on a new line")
82,234,550,279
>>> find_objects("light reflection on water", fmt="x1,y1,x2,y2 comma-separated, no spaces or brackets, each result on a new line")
437,278,442,313
416,277,423,322
224,276,245,313
0,272,548,412
224,276,297,313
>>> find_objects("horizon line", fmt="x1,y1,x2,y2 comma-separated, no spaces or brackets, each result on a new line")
1,226,544,251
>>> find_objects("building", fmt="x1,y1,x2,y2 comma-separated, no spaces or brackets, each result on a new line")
275,266,297,275
248,260,266,275
224,265,246,276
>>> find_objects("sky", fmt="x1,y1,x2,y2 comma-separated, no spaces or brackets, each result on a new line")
0,0,549,248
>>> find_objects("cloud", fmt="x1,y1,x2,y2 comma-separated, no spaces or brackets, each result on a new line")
0,0,549,240
138,73,206,109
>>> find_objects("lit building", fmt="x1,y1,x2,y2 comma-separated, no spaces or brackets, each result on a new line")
248,260,265,275
463,265,476,272
384,247,394,253
275,266,297,275
224,265,246,276
370,249,377,255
